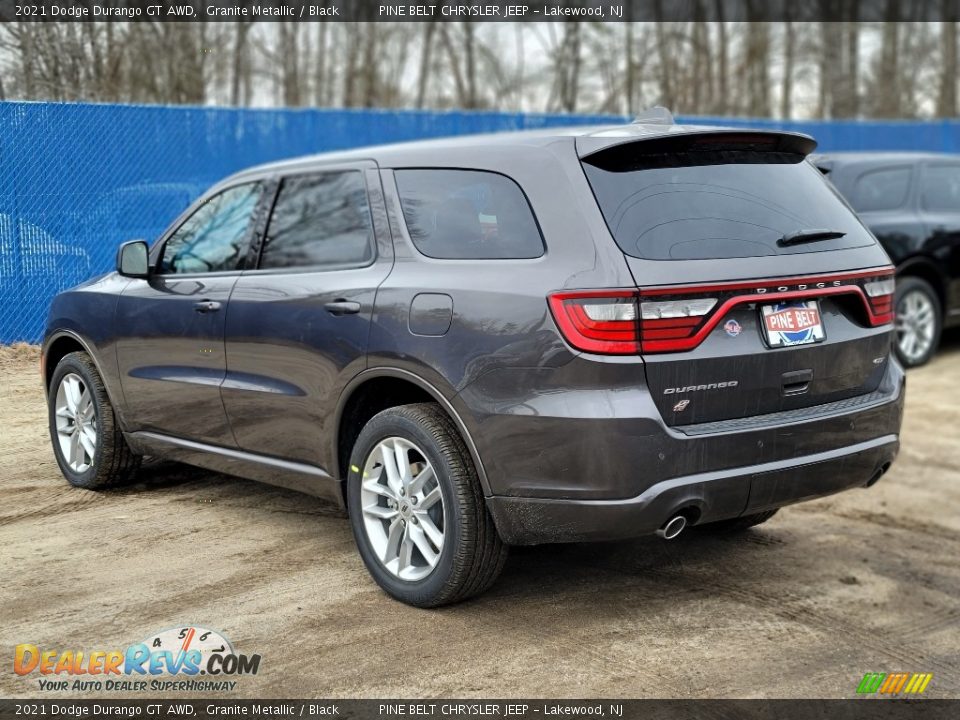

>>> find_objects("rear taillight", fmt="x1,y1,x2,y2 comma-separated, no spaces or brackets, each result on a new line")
547,291,639,354
639,299,717,342
864,277,895,324
548,268,895,355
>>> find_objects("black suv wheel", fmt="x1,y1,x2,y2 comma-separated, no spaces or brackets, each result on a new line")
346,403,507,607
48,351,141,489
894,277,942,368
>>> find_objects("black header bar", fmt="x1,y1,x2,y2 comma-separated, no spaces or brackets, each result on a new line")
1,0,959,23
0,700,958,720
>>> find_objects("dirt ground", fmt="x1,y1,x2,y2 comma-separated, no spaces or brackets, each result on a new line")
1,335,959,700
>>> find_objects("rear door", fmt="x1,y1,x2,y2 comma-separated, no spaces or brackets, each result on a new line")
221,163,393,470
116,181,264,445
579,133,896,427
918,162,960,316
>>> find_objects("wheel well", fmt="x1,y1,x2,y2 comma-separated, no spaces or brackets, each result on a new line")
336,376,436,488
43,336,85,389
897,261,946,311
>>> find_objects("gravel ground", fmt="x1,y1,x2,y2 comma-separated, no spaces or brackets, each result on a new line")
1,335,959,699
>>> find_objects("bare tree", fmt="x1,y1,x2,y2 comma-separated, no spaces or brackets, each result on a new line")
938,0,958,116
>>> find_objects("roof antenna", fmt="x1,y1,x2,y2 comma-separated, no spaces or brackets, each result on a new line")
632,106,675,125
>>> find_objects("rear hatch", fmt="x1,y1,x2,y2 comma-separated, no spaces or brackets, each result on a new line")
578,131,896,427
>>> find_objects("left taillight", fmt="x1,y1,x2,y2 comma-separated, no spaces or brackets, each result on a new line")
547,291,639,354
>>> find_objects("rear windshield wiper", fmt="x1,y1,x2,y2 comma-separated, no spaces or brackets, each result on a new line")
778,229,847,247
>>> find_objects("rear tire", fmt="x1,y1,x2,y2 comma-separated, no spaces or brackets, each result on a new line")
347,403,507,607
894,276,942,368
48,351,141,489
698,509,779,534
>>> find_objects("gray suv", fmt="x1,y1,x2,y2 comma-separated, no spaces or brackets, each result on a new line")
43,121,904,606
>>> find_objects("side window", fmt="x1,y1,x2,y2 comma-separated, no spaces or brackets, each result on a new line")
921,164,960,211
395,169,544,260
259,171,374,270
851,167,911,212
159,183,261,274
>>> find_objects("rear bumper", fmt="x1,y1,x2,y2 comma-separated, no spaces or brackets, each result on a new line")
478,359,904,545
487,434,898,544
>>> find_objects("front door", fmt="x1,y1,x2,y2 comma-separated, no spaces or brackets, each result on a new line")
116,181,264,446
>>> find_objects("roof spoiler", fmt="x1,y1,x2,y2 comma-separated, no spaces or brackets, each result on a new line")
577,128,818,162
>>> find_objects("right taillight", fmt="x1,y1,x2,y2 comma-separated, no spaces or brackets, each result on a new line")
863,277,895,325
547,291,639,354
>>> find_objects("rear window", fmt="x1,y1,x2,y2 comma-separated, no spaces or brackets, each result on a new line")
395,169,544,260
853,167,912,212
582,145,876,261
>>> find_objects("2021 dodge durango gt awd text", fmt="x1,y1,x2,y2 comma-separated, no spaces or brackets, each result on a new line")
43,122,905,607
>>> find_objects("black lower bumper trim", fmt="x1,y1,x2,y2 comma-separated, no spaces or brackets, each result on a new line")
486,435,899,545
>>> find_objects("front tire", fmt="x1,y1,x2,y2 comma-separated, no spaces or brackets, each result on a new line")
48,351,141,489
894,277,942,368
347,403,506,607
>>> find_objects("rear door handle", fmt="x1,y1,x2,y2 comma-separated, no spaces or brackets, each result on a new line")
194,300,221,314
324,300,361,316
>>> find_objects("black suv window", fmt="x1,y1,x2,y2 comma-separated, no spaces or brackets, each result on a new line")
260,171,374,270
921,164,960,211
853,167,912,212
395,169,544,259
159,183,261,274
582,145,876,261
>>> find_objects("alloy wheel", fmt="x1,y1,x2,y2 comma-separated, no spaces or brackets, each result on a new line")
54,372,98,473
896,289,936,365
360,436,445,582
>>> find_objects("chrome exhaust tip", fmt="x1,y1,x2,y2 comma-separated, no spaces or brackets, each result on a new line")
657,515,687,540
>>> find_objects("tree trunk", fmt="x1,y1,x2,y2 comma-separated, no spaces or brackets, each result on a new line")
781,20,794,119
938,2,958,117
877,4,901,117
416,22,436,109
714,7,728,114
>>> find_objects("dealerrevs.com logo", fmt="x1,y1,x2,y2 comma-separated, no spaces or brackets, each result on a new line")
14,626,261,693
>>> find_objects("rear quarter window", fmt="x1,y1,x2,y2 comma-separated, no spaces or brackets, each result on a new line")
852,166,912,212
921,164,960,211
395,169,544,260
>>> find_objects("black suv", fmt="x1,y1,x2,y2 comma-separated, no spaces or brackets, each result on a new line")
43,122,904,606
812,152,960,367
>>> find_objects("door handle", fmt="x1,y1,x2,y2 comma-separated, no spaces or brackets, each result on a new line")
781,369,813,396
324,300,361,316
194,300,222,314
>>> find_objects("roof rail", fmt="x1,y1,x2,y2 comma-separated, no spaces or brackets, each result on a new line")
631,106,674,125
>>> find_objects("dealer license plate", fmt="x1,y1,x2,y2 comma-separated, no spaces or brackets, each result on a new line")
760,300,825,347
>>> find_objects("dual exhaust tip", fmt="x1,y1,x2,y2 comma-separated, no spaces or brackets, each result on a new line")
656,514,688,540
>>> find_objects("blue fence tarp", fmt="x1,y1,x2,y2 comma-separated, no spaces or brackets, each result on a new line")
2,101,959,343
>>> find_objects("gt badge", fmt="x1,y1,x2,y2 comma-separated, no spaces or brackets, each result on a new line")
673,399,690,412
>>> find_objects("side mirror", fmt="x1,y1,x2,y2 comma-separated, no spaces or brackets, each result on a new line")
117,240,150,278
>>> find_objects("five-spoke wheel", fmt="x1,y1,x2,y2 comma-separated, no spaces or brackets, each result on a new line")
54,373,98,473
347,403,507,607
894,277,942,368
47,351,141,488
360,437,446,581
